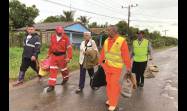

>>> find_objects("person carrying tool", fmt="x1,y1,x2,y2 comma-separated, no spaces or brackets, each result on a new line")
13,25,41,87
99,25,131,111
46,26,72,92
131,31,153,87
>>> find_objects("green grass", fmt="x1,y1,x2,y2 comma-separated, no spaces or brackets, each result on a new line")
9,47,80,80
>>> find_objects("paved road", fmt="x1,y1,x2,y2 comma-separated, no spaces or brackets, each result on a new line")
9,47,178,111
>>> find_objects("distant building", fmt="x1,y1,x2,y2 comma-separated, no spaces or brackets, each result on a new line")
90,28,106,48
16,22,90,47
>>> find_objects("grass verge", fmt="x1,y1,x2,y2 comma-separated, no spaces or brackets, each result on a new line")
9,47,80,80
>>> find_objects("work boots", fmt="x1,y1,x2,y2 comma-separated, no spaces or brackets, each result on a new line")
12,71,25,87
91,87,99,90
75,88,83,93
61,79,68,85
12,80,23,87
46,86,55,92
105,100,109,106
139,83,144,87
108,106,119,111
37,75,43,82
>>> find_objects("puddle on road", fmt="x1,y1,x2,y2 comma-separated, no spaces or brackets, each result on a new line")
41,84,77,96
161,93,174,100
42,87,48,94
164,83,177,91
174,101,178,109
160,78,178,110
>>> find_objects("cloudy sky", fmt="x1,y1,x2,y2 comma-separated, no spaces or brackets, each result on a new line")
19,0,178,38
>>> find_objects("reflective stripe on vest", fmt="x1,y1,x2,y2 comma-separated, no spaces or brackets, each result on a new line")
104,36,125,68
133,39,149,62
26,43,35,48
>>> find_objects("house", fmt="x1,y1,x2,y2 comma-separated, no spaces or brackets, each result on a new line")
16,22,90,47
90,28,107,48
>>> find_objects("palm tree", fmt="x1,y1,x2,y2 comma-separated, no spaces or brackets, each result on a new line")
61,11,75,22
77,16,91,26
88,22,98,28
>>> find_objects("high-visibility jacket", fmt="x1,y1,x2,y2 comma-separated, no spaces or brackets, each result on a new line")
48,34,72,59
104,36,125,68
133,39,149,62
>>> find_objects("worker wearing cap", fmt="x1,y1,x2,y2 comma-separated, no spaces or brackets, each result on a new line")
131,31,153,87
99,25,131,111
46,26,72,92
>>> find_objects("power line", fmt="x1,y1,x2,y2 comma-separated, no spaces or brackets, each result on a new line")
70,0,71,11
131,12,177,20
43,0,125,20
42,0,177,24
83,0,177,22
131,19,176,23
58,0,126,14
94,0,124,12
86,0,124,14
131,7,177,19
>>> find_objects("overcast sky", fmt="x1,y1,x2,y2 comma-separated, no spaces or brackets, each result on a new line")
18,0,178,38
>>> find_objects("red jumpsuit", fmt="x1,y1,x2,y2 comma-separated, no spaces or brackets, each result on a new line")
48,34,72,86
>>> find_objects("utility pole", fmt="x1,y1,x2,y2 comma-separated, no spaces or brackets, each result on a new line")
122,3,138,42
163,29,168,36
127,5,130,36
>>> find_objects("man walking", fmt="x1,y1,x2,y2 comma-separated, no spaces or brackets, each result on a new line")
46,26,72,92
99,25,131,111
131,31,153,87
13,25,41,87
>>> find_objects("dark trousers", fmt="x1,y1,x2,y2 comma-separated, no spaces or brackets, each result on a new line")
132,61,147,85
79,64,94,89
18,57,39,81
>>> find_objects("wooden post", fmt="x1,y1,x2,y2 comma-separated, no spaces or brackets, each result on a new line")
70,32,73,44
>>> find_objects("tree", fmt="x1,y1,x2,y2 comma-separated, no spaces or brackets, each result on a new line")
141,29,150,39
104,22,108,28
77,16,91,26
9,17,13,30
9,0,39,29
61,11,75,22
43,16,61,23
128,27,139,40
89,22,98,28
116,21,128,35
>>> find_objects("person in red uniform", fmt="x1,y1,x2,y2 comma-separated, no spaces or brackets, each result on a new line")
46,26,72,92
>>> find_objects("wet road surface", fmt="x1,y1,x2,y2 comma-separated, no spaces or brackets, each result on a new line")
9,47,178,111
